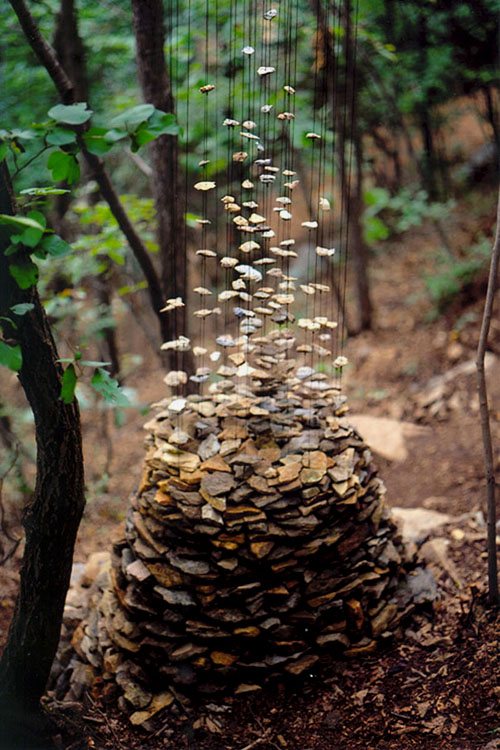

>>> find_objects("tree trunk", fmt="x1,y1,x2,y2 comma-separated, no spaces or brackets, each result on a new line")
351,126,373,331
52,0,89,237
131,0,194,377
0,162,85,749
343,0,372,331
483,84,500,153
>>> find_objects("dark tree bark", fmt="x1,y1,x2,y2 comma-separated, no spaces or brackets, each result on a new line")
52,0,89,236
53,0,88,104
351,127,373,331
343,0,372,331
131,0,194,377
0,163,85,748
483,85,500,153
95,271,121,380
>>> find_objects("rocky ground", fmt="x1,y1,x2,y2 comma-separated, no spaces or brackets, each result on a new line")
1,189,500,748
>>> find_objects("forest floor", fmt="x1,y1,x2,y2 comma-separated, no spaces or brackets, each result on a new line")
2,185,500,749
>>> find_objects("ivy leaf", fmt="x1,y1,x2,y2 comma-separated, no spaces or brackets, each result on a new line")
82,127,114,154
109,104,155,130
0,143,8,163
48,103,93,125
60,363,77,404
46,127,77,146
0,341,22,372
90,368,129,407
40,234,72,258
10,303,34,316
9,258,39,289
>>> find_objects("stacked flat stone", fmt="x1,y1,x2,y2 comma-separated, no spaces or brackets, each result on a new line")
55,383,417,726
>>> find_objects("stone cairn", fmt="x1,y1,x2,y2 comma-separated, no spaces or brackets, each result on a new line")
53,359,419,727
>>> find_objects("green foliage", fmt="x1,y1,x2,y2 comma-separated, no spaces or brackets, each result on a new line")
363,186,456,243
0,341,22,372
10,303,34,316
48,103,93,125
425,235,491,313
60,363,77,403
57,354,129,407
46,151,80,183
9,258,39,289
90,368,129,407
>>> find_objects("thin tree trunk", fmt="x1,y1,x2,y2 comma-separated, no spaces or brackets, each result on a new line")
131,0,194,378
484,85,500,153
342,0,372,331
0,163,85,748
95,271,121,380
52,0,89,236
476,191,500,608
351,127,373,331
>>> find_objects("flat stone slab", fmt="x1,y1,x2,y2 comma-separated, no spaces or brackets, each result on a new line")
347,415,430,462
391,507,452,542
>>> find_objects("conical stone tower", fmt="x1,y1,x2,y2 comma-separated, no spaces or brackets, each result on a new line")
53,372,420,727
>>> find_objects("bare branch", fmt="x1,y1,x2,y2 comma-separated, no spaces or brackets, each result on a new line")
476,191,500,607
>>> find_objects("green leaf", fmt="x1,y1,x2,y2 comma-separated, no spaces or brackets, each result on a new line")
0,143,8,163
13,210,46,248
10,303,34,316
90,368,129,407
48,103,93,125
9,258,39,289
109,104,155,130
47,150,80,183
0,316,16,330
60,363,77,404
47,150,70,181
83,127,114,154
0,214,45,232
0,341,22,372
65,156,80,184
46,127,77,146
40,234,72,258
20,187,70,196
79,360,111,367
107,249,125,265
145,110,180,136
103,128,128,144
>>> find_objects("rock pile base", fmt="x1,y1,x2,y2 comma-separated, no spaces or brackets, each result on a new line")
52,388,422,726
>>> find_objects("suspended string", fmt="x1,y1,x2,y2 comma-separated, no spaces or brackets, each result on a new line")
317,3,330,367
339,0,360,386
181,0,192,389
328,0,342,367
305,3,322,375
168,0,355,396
168,0,179,377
